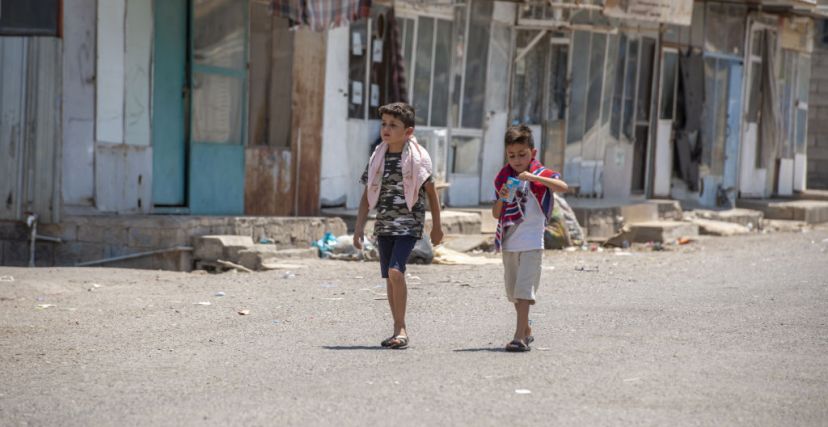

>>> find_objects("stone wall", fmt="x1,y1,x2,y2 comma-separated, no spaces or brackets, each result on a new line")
0,216,347,270
808,20,828,190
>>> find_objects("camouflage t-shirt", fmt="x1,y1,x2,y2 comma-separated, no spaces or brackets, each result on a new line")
360,152,433,238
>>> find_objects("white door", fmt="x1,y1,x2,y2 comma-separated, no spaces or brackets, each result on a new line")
653,48,679,198
739,23,773,198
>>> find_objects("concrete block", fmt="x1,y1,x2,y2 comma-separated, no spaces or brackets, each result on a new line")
0,222,29,240
625,221,699,243
442,234,494,253
54,242,106,266
193,235,254,262
691,209,763,229
690,219,752,236
2,240,30,266
620,203,658,224
237,247,317,270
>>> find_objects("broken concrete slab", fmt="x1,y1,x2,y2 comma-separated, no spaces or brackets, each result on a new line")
607,221,699,245
737,199,828,224
690,219,752,236
442,234,494,253
689,208,763,230
323,208,482,235
193,235,255,262
761,219,809,233
648,199,684,221
237,247,317,271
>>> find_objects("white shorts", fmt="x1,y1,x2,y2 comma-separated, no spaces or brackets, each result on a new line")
502,250,543,304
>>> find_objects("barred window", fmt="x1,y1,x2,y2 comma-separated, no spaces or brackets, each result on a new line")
0,0,61,37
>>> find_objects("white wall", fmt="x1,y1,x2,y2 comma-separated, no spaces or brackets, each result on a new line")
62,0,97,206
320,26,351,207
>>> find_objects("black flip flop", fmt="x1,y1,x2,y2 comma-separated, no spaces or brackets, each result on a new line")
380,336,396,347
505,339,530,352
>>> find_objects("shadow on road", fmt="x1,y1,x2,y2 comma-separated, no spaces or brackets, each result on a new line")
322,345,385,351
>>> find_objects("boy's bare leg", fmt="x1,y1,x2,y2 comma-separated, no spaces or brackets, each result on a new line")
514,300,531,342
386,278,397,335
388,268,408,337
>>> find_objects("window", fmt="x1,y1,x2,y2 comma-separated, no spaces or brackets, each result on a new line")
0,0,60,36
349,10,452,126
822,20,828,45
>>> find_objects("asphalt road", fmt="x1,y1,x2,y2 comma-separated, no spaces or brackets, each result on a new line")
1,228,827,426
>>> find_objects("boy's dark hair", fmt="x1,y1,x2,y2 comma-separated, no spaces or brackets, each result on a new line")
505,124,534,149
378,102,416,128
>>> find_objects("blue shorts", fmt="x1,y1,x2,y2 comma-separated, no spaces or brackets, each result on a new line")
376,235,418,278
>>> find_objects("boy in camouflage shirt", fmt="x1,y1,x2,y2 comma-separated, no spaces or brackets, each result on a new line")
354,103,444,349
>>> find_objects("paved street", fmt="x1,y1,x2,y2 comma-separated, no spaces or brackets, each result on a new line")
1,228,827,426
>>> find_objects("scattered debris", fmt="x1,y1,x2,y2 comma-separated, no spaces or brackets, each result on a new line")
406,274,421,281
0,276,14,282
259,237,275,244
215,292,226,297
193,301,212,306
320,283,338,288
623,377,641,382
35,304,55,309
238,309,250,315
217,259,254,273
575,266,599,273
272,320,281,325
260,262,305,271
283,272,297,279
514,389,532,395
321,297,344,301
677,237,693,245
354,276,364,279
433,246,501,265
542,266,555,271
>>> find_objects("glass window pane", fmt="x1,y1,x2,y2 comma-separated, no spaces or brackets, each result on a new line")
611,34,627,138
747,61,763,122
193,0,245,69
567,31,590,144
623,39,639,140
548,43,568,123
660,52,679,120
511,30,545,125
461,1,492,129
413,17,434,126
602,34,619,126
636,38,655,122
430,20,453,127
584,33,606,133
191,72,244,143
450,5,467,128
348,20,368,119
402,18,415,101
450,136,481,174
704,3,745,56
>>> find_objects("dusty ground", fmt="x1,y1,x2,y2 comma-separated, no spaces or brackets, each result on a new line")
1,227,827,426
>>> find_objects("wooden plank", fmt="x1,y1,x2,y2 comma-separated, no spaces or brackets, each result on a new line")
290,29,326,216
95,144,153,213
0,37,27,221
26,38,63,224
62,0,96,206
96,0,125,143
244,146,293,216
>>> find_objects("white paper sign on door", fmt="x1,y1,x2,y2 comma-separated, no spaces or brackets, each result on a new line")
352,32,364,56
351,81,363,105
370,84,380,107
372,39,383,62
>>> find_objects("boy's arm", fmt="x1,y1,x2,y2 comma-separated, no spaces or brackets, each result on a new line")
354,188,369,250
424,181,443,245
519,171,568,193
492,184,509,219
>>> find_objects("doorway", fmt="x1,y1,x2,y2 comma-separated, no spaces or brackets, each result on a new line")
151,0,247,215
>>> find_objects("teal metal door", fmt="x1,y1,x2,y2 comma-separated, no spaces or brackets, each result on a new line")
188,0,247,215
152,0,188,206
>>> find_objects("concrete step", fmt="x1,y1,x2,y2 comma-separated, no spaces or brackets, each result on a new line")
450,208,498,234
793,190,828,202
689,208,763,229
237,247,317,271
442,234,494,253
608,220,699,245
569,199,684,240
737,199,828,224
193,235,255,262
689,218,752,236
